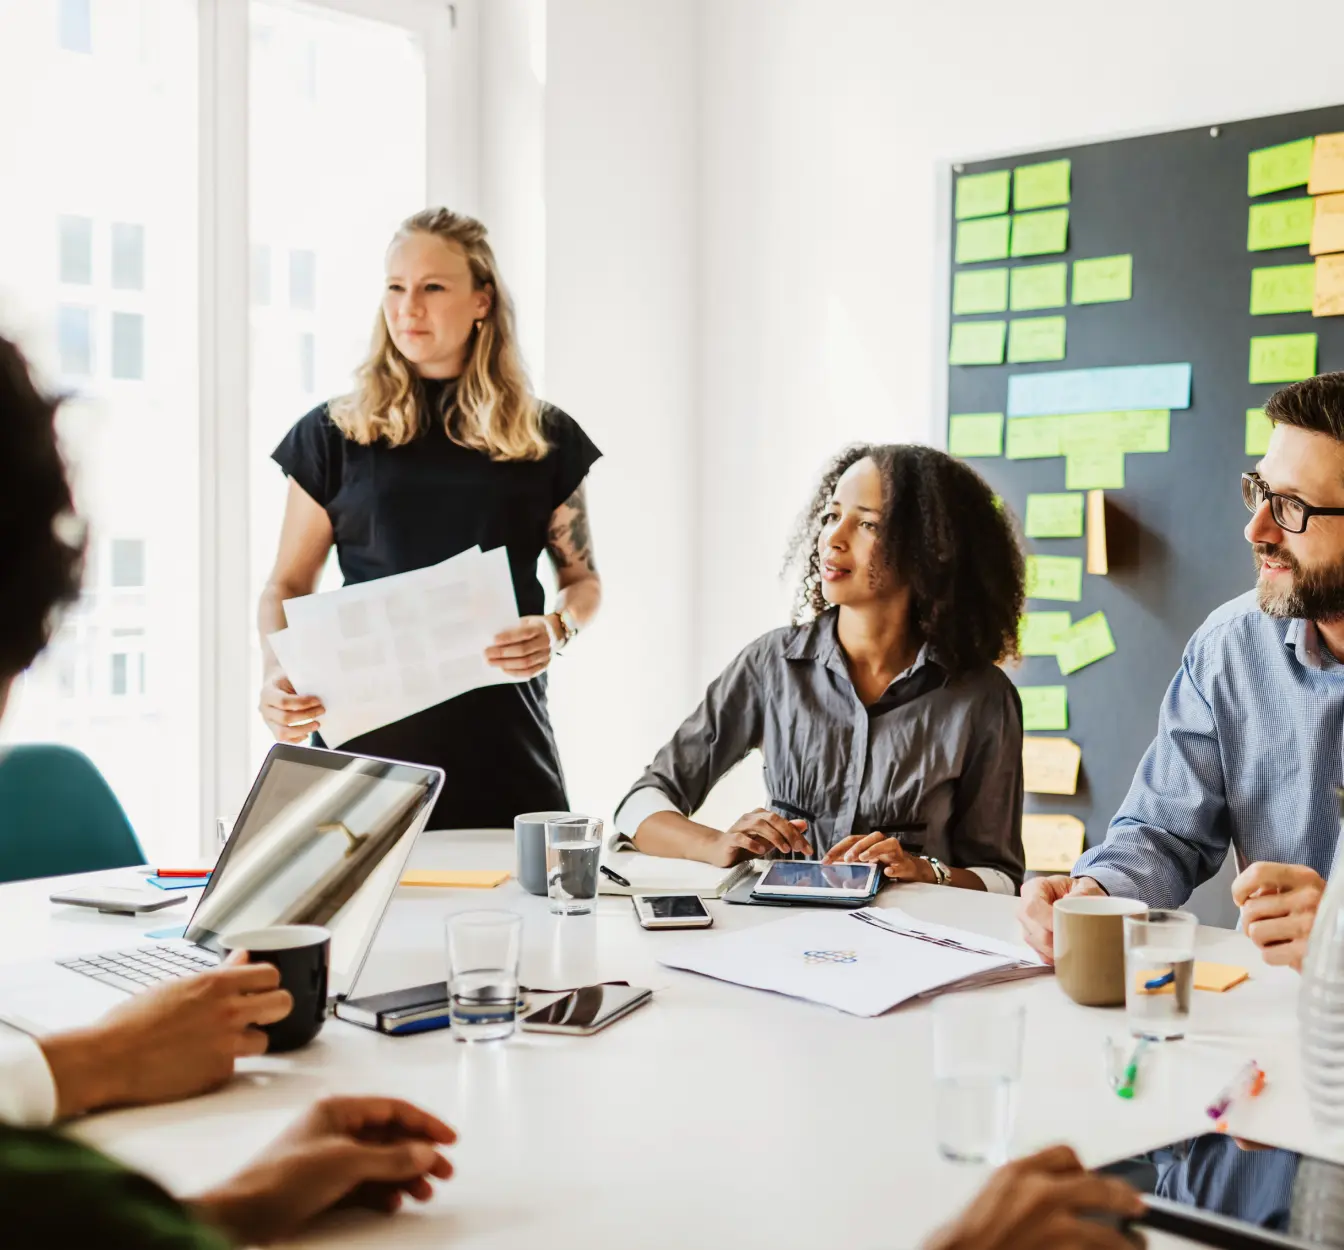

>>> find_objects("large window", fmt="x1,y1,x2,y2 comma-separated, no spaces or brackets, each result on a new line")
0,0,459,859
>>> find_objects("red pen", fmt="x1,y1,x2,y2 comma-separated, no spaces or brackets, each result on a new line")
154,868,213,878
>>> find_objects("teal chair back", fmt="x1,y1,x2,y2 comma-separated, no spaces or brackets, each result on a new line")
0,744,146,884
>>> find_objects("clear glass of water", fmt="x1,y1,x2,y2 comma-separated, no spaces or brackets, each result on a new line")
1124,908,1198,1041
446,910,522,1042
932,996,1024,1165
545,815,603,916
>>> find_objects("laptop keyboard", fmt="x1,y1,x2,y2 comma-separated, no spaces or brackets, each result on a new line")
57,945,219,996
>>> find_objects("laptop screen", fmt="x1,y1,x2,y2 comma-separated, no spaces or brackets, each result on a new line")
186,745,442,995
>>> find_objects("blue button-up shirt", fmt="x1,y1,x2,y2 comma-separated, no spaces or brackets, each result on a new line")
1074,591,1344,906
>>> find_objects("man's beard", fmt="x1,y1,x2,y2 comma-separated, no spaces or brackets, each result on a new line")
1254,543,1344,620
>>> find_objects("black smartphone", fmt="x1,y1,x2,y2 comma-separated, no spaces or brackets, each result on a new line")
520,984,652,1035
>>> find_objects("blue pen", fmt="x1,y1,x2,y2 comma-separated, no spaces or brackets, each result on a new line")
1144,970,1175,991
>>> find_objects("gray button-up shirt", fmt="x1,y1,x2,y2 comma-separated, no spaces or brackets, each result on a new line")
617,612,1025,887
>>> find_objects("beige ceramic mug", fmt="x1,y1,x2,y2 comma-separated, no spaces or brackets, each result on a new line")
1053,894,1146,1006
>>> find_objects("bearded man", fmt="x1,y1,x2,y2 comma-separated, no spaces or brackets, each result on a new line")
1018,373,1344,973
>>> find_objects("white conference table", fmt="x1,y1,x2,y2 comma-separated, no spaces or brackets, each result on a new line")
0,829,1327,1249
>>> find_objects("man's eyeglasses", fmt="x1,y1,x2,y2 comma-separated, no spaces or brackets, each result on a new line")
1242,472,1344,534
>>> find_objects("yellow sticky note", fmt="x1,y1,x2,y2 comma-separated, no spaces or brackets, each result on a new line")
1086,490,1108,575
1137,962,1249,995
1311,192,1344,257
1309,133,1344,196
1026,555,1083,602
1024,492,1084,538
1019,612,1072,656
1021,814,1085,873
1249,333,1317,384
1316,253,1344,318
1065,448,1125,491
400,869,511,889
1019,685,1068,731
1246,408,1273,457
1006,416,1062,459
1023,736,1082,795
1056,611,1116,676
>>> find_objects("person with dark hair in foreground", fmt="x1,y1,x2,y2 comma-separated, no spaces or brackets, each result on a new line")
614,444,1027,892
0,335,455,1245
1019,372,1344,970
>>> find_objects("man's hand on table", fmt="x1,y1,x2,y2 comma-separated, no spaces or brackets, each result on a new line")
191,1096,456,1245
1016,876,1106,965
39,952,294,1118
1233,861,1325,972
922,1145,1144,1250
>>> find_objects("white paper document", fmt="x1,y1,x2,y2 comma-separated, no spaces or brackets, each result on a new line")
268,545,522,747
657,907,1046,1017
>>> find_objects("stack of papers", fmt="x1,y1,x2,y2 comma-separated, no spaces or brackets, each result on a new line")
598,852,753,899
268,546,521,747
657,907,1047,1017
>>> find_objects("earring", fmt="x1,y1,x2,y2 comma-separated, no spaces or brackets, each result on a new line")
474,319,484,332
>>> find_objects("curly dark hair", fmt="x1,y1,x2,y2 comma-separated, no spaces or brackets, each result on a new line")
785,443,1024,678
0,336,85,682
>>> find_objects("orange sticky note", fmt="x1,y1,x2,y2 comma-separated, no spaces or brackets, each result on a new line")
399,869,511,889
1310,192,1344,256
1135,961,1248,995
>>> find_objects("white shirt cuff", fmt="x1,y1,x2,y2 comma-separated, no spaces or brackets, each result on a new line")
612,787,680,846
0,1033,59,1126
968,866,1016,896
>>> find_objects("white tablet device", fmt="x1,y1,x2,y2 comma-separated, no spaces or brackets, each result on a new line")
752,861,879,898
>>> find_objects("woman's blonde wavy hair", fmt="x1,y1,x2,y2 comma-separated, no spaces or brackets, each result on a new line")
329,208,547,461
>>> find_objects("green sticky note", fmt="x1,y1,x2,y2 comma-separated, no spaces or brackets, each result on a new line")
953,268,1009,314
1246,407,1273,456
1026,554,1084,602
1250,263,1316,315
1248,137,1314,197
948,412,1005,458
1065,448,1126,490
1012,208,1070,257
956,216,1011,264
1024,492,1085,538
1072,255,1133,305
1113,409,1170,453
1249,333,1317,383
1010,263,1067,311
1006,416,1062,459
1020,685,1069,731
1007,315,1067,363
949,321,1006,366
1056,611,1117,676
1248,198,1314,251
1019,612,1072,656
1014,159,1071,211
956,170,1011,219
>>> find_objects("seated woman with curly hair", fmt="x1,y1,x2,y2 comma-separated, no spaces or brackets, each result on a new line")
613,444,1027,892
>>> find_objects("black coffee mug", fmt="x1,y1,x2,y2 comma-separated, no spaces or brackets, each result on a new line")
220,924,331,1053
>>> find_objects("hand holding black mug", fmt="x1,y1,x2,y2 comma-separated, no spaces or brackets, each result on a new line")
220,925,331,1053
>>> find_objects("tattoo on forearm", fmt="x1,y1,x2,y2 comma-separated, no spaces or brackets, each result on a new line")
546,485,597,574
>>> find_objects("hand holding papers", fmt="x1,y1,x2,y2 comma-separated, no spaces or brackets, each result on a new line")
268,546,522,747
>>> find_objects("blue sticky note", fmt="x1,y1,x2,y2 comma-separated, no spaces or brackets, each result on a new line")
147,875,210,890
1007,363,1192,417
144,924,189,940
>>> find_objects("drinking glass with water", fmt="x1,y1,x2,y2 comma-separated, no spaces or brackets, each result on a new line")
1124,908,1197,1040
932,996,1024,1165
446,910,522,1041
545,815,603,916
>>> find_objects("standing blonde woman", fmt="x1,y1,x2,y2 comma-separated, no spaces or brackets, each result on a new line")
258,209,601,829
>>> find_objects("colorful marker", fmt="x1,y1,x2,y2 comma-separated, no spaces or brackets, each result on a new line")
1208,1060,1266,1131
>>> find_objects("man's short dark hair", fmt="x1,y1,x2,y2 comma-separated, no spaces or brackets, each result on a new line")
1266,372,1344,441
0,336,84,681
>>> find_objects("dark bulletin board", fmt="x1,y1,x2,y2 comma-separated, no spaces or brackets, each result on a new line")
946,105,1344,924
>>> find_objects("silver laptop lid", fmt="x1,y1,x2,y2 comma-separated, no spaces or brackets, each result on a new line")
184,743,444,1000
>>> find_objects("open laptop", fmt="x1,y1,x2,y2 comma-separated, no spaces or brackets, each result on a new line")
0,743,444,1037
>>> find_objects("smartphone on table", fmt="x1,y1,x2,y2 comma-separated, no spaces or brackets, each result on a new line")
631,894,713,929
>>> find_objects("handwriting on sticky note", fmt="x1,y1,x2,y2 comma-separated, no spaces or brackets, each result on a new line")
956,170,1011,220
1248,198,1314,251
1246,408,1272,456
1309,133,1344,196
1312,192,1344,257
1023,736,1082,795
1315,254,1344,317
1056,611,1116,675
949,320,1006,366
1006,416,1062,459
1008,315,1067,364
956,215,1011,264
1024,492,1084,538
1010,262,1067,311
1072,255,1132,305
1248,136,1313,197
1019,612,1072,656
1026,555,1083,602
1249,333,1318,384
948,412,1004,458
1065,448,1125,491
1019,686,1069,732
953,268,1009,315
1011,208,1069,257
1013,159,1071,211
1022,814,1085,873
1086,490,1108,575
1250,263,1316,315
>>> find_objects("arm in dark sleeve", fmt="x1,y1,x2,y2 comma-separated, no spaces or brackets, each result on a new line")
271,405,340,509
546,408,602,508
615,640,767,824
1074,647,1231,908
945,676,1025,891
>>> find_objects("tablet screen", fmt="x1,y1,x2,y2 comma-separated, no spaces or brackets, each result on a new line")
1099,1133,1338,1248
754,861,878,896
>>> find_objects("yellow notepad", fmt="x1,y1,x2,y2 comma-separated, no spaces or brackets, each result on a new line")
399,869,510,889
1135,961,1249,995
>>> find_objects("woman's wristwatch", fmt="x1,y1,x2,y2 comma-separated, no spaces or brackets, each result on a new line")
923,856,951,886
546,609,580,653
